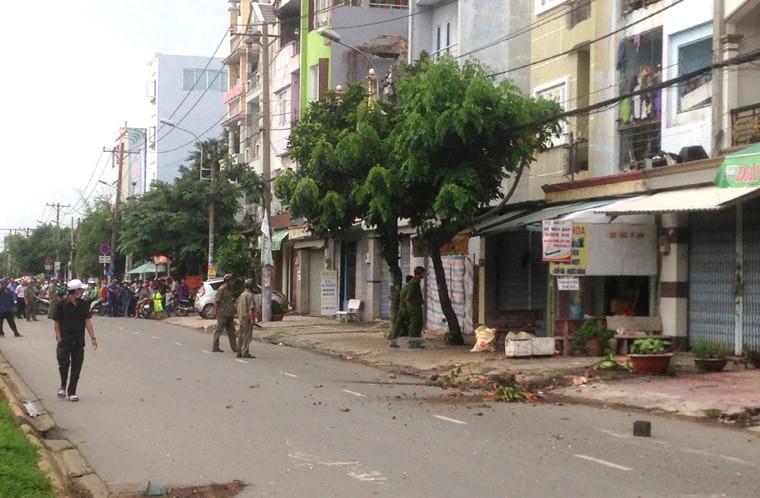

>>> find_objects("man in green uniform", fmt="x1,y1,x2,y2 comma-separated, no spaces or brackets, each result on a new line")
212,274,237,353
406,266,426,338
235,279,256,359
389,275,413,340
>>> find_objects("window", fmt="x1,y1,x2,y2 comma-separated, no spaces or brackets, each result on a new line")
314,0,331,28
569,0,591,28
276,92,288,126
182,69,229,92
535,0,570,15
534,78,568,147
309,65,320,102
677,37,712,113
434,20,452,60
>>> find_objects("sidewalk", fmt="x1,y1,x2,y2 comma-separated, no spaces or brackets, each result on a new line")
166,313,760,431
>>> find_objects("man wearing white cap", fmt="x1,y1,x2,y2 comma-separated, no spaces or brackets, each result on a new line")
52,279,98,402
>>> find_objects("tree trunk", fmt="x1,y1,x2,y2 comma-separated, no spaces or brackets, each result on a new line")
378,228,402,337
430,245,464,346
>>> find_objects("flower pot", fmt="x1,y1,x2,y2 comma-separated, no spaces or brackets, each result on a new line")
628,353,673,375
694,358,728,372
272,314,284,322
585,337,604,356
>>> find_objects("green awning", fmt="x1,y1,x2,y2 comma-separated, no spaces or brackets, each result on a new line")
127,262,166,274
271,228,289,251
715,142,760,187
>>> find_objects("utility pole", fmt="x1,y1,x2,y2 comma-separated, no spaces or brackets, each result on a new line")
103,125,127,281
261,20,273,323
46,202,69,279
208,143,217,278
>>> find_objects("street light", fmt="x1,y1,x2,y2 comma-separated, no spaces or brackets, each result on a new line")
317,28,380,99
160,118,217,278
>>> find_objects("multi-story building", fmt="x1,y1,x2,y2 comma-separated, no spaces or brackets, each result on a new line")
145,53,227,185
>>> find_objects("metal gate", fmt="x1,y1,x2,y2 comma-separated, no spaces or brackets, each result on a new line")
688,208,735,346
742,198,760,350
308,249,324,315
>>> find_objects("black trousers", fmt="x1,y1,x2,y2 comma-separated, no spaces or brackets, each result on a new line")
0,311,19,335
57,341,85,396
15,298,25,319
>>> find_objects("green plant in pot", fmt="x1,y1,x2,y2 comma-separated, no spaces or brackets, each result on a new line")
570,320,615,356
628,338,672,374
691,337,732,372
271,299,285,320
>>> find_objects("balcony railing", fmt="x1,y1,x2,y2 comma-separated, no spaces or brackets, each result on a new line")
369,0,408,8
731,103,760,146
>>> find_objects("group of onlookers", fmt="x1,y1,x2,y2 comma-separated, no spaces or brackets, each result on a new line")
87,276,191,319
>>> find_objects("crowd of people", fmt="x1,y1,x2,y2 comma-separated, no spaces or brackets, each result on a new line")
87,276,191,319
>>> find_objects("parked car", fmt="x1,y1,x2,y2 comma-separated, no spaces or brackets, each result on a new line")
195,278,288,319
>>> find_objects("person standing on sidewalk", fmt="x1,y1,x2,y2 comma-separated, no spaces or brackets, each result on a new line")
53,279,98,402
0,278,22,337
389,275,413,340
235,279,257,359
14,279,26,320
406,266,426,338
212,274,237,353
25,279,39,322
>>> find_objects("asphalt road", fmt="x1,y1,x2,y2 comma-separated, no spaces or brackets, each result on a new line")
2,316,759,497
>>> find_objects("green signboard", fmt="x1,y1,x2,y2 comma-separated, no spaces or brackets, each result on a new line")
715,142,760,187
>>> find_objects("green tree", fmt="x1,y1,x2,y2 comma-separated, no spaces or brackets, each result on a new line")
119,137,261,278
215,232,257,284
5,224,71,278
389,55,561,345
74,198,114,279
276,84,408,326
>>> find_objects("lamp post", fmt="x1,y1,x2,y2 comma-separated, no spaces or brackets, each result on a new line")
317,28,380,99
160,118,216,278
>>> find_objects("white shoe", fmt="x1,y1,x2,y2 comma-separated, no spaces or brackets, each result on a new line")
57,389,66,399
69,395,79,402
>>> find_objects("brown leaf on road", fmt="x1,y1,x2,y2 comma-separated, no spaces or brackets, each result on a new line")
249,384,260,389
339,407,350,412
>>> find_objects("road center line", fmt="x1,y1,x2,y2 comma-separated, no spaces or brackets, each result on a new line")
575,454,632,471
235,359,248,363
152,336,159,339
342,389,365,397
133,331,140,335
283,372,298,378
174,342,183,346
434,415,467,425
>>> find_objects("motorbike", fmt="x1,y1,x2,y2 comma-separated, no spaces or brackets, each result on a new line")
173,297,194,317
36,297,50,316
89,297,108,316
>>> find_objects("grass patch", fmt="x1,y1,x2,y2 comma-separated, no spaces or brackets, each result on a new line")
0,393,57,498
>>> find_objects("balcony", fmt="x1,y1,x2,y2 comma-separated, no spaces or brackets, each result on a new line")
731,103,760,146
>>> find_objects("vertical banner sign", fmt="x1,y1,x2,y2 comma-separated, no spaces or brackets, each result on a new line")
542,219,573,262
320,270,338,316
550,223,589,275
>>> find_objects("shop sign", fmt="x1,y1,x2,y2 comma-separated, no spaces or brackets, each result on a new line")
557,276,580,290
541,219,573,262
550,223,656,276
320,270,338,316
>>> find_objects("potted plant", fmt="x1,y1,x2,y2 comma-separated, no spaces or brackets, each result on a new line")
270,299,285,321
628,338,672,374
690,338,731,372
570,319,615,356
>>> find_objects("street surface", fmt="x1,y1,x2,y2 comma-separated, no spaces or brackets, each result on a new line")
2,317,759,497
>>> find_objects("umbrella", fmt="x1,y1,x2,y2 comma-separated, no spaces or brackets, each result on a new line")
715,142,760,187
127,262,166,275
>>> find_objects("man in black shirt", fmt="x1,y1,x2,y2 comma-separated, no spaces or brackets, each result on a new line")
53,279,98,402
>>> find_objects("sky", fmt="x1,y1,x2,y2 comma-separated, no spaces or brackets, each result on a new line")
0,1,229,242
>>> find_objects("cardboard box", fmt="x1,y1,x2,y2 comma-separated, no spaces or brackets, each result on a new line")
505,339,532,357
531,337,556,356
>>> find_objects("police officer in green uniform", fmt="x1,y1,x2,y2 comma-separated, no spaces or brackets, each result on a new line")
389,275,413,340
212,274,237,352
407,266,426,338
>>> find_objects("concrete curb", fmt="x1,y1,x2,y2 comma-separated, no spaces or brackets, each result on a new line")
0,351,109,498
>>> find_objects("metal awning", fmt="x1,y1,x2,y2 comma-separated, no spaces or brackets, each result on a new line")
594,185,760,214
271,228,289,251
476,199,620,236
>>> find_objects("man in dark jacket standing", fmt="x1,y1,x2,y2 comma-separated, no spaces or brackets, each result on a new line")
53,279,98,402
212,274,237,353
0,277,22,337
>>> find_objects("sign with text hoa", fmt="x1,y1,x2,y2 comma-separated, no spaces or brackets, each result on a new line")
542,219,573,262
549,223,589,275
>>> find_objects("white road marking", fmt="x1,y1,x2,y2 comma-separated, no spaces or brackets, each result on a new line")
133,331,140,335
575,454,632,471
202,350,212,354
283,372,298,378
342,389,365,397
152,336,159,339
174,342,183,346
598,429,630,438
434,415,467,425
289,451,385,481
236,359,248,363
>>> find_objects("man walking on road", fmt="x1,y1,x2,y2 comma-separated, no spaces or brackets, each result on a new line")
236,279,257,359
0,278,22,337
25,279,38,322
53,279,98,402
212,274,237,353
14,279,26,320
